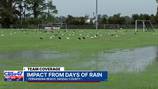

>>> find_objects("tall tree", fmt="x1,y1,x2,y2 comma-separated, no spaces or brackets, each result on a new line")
25,0,45,18
0,0,20,27
41,0,58,23
0,0,58,27
46,0,57,17
25,0,57,19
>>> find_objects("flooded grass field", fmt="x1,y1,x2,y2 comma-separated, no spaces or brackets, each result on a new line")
97,46,158,73
0,46,157,73
0,29,158,89
0,50,70,60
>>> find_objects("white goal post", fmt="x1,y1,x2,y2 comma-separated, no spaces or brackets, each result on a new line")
135,20,154,32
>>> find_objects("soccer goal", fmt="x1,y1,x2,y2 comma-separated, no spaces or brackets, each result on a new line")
135,20,154,32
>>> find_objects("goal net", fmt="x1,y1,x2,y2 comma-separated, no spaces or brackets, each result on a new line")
135,20,154,32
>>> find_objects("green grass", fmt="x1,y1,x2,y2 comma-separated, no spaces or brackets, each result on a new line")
0,29,158,89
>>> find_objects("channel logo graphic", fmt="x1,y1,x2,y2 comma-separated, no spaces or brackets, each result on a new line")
4,71,23,81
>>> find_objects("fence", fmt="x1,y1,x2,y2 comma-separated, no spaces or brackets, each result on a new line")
1,24,158,29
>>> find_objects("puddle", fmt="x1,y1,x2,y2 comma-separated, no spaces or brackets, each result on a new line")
81,46,158,73
0,47,157,73
0,51,70,60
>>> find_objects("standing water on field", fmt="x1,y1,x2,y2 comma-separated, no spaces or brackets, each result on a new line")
0,51,70,60
79,46,158,73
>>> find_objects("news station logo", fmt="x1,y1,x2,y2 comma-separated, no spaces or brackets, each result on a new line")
4,71,23,81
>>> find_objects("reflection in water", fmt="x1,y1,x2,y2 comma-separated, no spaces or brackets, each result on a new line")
0,51,70,60
80,47,158,73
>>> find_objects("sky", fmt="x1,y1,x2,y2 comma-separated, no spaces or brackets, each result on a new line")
53,0,157,17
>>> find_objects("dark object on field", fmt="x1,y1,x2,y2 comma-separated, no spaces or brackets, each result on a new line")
124,30,128,32
95,34,98,37
82,37,86,39
40,37,43,40
78,37,81,40
44,31,47,33
110,34,115,36
134,32,137,35
58,37,61,39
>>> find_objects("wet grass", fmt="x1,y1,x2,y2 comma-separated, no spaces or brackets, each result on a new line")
0,29,158,89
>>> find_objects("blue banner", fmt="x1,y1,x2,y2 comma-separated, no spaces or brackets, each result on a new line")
24,71,108,82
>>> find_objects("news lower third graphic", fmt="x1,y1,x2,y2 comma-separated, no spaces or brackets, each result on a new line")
4,67,108,82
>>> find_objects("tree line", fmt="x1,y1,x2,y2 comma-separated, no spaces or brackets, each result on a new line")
0,0,57,28
1,0,158,28
61,14,158,25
